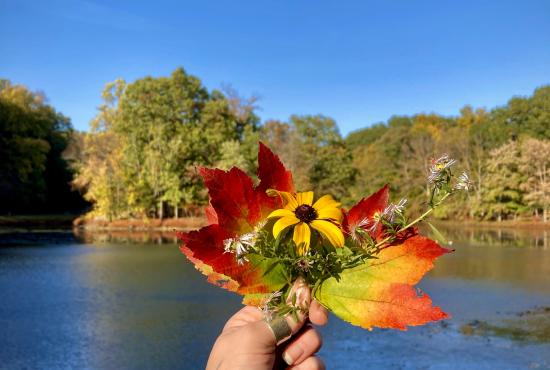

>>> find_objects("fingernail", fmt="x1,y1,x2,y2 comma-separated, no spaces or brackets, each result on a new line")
283,346,304,365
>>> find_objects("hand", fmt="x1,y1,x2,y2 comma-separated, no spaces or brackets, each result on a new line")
206,279,329,370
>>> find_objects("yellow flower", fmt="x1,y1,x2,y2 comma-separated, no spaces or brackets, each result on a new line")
267,190,345,255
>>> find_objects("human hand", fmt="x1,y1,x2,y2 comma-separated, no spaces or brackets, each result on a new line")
206,278,329,370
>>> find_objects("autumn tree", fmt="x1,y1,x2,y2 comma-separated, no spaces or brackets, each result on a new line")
478,141,525,221
72,70,550,223
519,138,550,221
75,68,259,219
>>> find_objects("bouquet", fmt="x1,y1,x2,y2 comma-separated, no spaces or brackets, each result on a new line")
178,143,470,330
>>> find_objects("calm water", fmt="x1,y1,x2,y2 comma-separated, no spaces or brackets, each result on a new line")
1,228,549,370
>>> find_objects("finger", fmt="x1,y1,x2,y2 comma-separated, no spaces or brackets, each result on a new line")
284,277,311,334
231,277,313,348
222,306,264,331
282,325,322,366
286,355,325,370
259,277,312,347
308,300,329,326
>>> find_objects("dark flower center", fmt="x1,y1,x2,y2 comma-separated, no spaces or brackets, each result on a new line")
294,204,318,223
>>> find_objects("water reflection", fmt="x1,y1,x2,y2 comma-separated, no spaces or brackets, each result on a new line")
436,225,550,249
428,225,550,294
73,225,550,249
73,229,180,245
74,226,550,294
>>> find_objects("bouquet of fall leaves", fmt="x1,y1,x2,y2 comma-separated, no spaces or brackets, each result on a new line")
178,143,470,330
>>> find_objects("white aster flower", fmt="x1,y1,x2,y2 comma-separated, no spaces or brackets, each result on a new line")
223,221,266,264
368,198,407,232
349,217,371,244
382,198,407,223
454,172,472,191
350,198,408,245
428,154,457,184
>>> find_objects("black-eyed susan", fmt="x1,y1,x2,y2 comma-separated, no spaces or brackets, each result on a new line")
267,190,344,254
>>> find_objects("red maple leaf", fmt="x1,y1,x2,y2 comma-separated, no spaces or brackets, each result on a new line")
177,142,294,298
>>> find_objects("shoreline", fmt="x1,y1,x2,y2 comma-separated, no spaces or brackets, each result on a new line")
1,215,549,231
433,220,550,230
73,216,206,231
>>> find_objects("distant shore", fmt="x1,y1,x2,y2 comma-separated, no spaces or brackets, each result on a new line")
0,215,206,231
0,215,77,229
433,219,550,230
73,216,206,231
1,214,548,232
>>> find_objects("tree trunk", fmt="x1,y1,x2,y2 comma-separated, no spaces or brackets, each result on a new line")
544,208,548,223
175,205,179,219
158,200,164,220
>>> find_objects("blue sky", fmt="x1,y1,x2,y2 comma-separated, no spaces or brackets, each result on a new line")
1,0,549,136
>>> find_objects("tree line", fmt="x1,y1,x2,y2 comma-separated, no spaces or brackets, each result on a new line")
342,87,550,222
2,68,549,222
0,79,86,214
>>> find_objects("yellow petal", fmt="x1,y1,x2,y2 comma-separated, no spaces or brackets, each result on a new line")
313,194,341,212
317,207,343,222
268,190,299,210
293,222,311,255
267,208,295,219
273,215,299,239
296,191,314,206
310,220,345,248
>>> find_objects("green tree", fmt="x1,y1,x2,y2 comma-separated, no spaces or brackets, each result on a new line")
309,143,357,204
0,79,83,213
72,80,127,220
345,123,388,151
76,68,259,219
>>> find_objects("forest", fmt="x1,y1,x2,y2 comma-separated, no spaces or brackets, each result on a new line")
1,69,549,222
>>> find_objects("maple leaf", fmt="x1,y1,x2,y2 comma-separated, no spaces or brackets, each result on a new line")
256,142,295,215
178,143,294,302
315,234,450,330
346,185,390,227
321,186,450,329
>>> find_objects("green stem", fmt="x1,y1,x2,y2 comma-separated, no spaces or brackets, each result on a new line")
374,192,451,248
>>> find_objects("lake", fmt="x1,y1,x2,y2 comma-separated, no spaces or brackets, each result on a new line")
1,227,549,370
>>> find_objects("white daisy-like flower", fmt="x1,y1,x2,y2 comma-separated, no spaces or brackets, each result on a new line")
428,154,457,184
454,172,472,191
382,198,407,223
350,217,371,244
223,221,266,264
351,198,408,245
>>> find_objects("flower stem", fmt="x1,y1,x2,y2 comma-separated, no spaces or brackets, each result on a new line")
375,192,451,248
